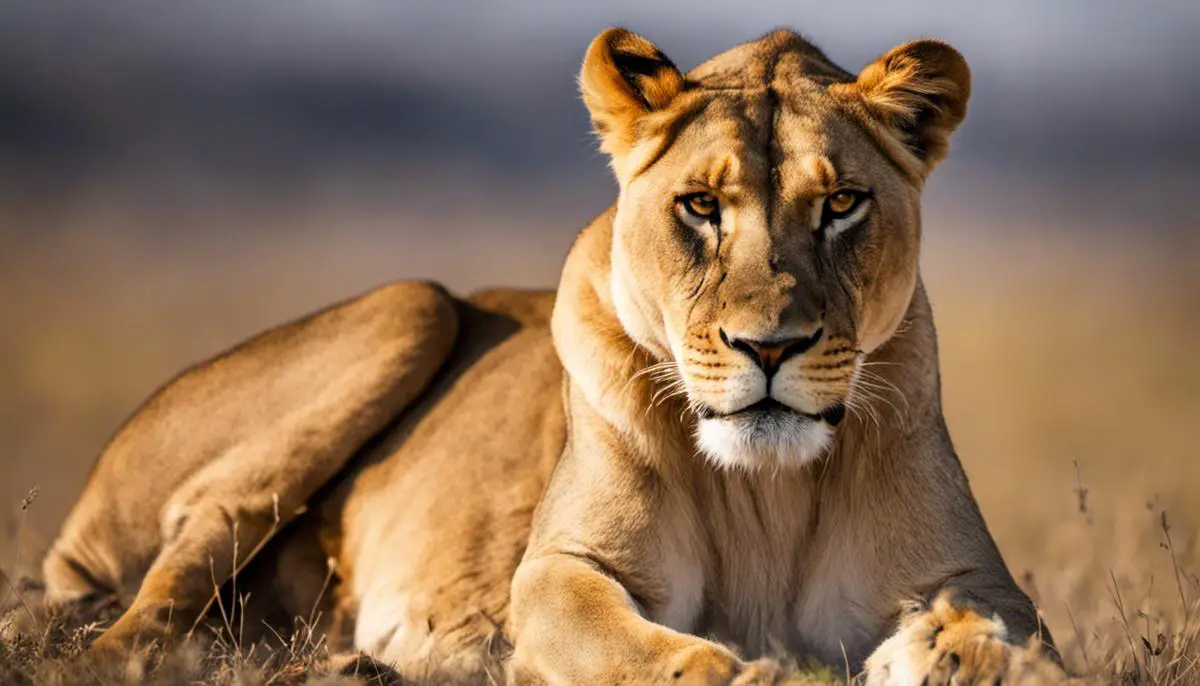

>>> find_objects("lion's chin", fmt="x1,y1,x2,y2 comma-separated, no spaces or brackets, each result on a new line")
695,409,833,471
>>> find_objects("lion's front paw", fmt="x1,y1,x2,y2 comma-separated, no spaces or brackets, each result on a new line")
863,594,1063,686
663,642,785,685
88,610,165,655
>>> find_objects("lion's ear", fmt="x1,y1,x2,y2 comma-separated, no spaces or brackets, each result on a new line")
841,39,970,174
580,28,684,165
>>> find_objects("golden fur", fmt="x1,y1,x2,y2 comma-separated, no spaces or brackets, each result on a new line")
44,28,1064,684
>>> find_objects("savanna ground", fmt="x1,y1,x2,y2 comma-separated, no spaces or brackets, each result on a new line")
1,184,1197,684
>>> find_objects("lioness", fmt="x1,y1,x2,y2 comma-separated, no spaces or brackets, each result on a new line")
42,28,1061,684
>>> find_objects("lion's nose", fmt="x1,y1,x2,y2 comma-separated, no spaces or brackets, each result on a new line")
719,328,823,377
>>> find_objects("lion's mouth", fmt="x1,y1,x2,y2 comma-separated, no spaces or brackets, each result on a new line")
698,398,846,427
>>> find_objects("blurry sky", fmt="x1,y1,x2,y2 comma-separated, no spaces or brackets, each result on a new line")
1,0,1198,233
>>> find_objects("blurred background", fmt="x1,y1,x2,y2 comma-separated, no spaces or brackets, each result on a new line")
1,0,1198,669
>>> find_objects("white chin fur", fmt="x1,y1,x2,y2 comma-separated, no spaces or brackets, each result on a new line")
696,413,833,471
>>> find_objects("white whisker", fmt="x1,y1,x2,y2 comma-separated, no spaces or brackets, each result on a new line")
855,368,910,418
845,355,911,438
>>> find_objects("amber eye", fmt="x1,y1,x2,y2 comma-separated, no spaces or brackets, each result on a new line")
825,190,863,218
676,192,720,225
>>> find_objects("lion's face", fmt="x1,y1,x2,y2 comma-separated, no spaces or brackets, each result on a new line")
581,29,970,469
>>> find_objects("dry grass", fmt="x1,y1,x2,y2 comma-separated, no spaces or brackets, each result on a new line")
0,579,393,685
1,208,1197,683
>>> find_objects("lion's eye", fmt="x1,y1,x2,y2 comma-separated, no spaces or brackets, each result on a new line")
676,192,720,227
825,190,862,218
818,189,872,234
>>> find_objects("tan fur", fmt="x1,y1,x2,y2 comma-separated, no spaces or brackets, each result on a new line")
44,282,461,652
45,28,1062,685
517,28,1049,683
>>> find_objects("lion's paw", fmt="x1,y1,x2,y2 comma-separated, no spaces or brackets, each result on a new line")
733,658,790,685
663,642,787,685
863,594,1063,685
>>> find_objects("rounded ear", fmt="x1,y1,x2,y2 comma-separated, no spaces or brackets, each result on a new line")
837,39,970,174
580,28,684,163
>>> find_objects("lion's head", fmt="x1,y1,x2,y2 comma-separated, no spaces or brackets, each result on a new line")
579,28,970,469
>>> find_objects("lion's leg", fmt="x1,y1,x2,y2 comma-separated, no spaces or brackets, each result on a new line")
509,554,782,686
45,282,458,652
505,367,787,686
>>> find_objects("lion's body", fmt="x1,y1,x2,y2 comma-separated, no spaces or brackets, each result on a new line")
44,28,1063,685
318,289,563,674
45,286,565,678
